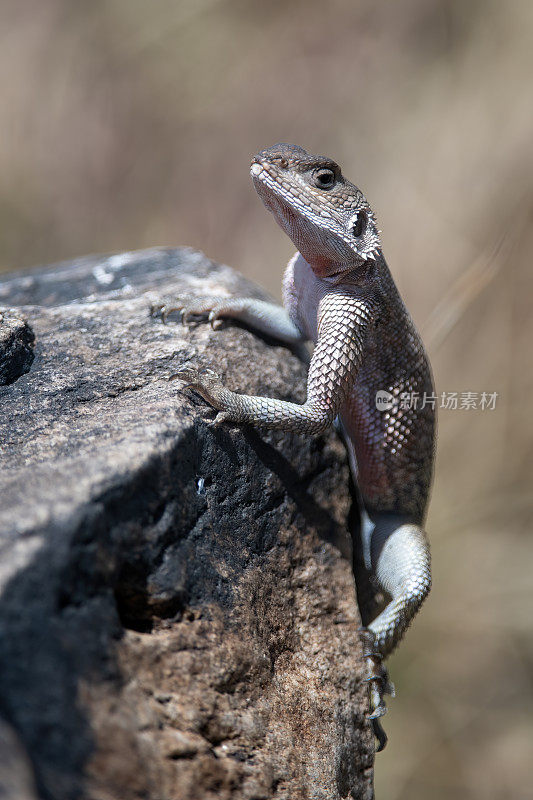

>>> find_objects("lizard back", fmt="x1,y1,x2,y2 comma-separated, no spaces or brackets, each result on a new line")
285,251,435,523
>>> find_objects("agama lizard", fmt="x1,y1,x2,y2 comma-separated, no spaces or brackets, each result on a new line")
153,143,435,750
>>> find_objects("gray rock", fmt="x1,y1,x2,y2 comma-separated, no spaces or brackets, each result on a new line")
0,248,374,800
0,311,35,385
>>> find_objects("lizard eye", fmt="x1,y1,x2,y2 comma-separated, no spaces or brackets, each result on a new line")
352,210,367,237
313,168,335,189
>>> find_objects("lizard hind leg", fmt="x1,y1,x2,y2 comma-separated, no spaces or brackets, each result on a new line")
359,514,431,744
367,515,431,659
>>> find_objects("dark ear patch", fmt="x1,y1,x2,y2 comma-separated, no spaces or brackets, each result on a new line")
352,210,367,237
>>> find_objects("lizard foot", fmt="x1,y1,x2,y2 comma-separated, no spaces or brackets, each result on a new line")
170,364,232,425
359,627,395,752
150,298,231,329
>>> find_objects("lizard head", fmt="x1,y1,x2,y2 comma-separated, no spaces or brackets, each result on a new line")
251,143,381,278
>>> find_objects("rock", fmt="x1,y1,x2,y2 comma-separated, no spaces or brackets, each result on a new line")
0,311,35,385
0,248,374,800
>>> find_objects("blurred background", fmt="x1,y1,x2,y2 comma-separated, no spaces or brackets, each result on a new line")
1,0,532,797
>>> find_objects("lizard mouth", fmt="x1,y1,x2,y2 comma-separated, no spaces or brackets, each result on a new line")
251,159,345,234
250,163,297,226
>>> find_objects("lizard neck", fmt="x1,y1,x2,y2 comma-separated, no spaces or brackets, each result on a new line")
300,250,383,289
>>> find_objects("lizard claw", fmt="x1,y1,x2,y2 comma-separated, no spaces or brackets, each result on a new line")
170,364,197,388
208,310,225,330
150,303,185,324
169,365,227,413
359,627,393,749
206,410,231,427
170,365,218,388
372,719,388,753
151,298,231,328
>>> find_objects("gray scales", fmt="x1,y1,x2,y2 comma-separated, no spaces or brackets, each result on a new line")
153,143,436,750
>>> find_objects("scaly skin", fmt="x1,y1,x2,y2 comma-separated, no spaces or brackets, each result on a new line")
154,144,436,748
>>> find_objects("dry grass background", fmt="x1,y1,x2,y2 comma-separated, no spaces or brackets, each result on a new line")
1,1,532,797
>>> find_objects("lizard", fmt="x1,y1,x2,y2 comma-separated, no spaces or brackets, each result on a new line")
152,143,435,750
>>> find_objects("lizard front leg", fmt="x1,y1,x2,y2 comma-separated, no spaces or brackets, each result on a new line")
152,296,305,345
174,293,374,434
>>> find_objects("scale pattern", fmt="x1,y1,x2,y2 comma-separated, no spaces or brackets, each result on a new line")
177,292,375,434
367,523,431,655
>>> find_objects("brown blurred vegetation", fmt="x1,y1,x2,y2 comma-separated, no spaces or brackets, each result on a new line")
1,1,532,797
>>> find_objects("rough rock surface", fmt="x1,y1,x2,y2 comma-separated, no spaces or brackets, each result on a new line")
0,248,374,800
0,311,35,385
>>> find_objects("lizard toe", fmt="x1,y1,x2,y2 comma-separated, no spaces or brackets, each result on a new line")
169,364,202,385
150,303,185,323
